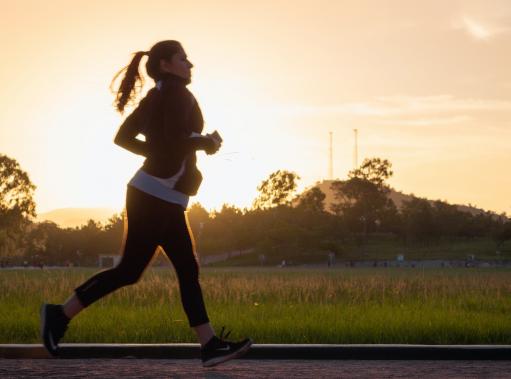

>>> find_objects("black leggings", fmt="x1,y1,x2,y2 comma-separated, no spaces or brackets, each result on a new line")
74,185,210,327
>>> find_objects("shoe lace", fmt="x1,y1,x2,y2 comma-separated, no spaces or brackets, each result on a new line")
218,325,232,341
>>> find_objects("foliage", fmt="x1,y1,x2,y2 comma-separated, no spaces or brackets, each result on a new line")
330,157,397,236
3,154,509,266
297,187,326,213
348,157,393,189
253,170,300,209
492,221,511,250
0,154,37,258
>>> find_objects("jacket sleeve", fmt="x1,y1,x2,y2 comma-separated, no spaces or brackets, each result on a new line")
163,88,214,154
113,97,151,156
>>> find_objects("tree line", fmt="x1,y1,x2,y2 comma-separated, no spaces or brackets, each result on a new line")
0,153,510,266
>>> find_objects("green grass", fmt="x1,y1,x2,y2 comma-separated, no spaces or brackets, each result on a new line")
353,236,511,260
1,267,510,344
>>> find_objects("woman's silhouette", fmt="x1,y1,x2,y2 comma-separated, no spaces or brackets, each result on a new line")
40,40,252,367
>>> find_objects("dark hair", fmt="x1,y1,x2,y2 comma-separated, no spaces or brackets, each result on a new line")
110,40,184,114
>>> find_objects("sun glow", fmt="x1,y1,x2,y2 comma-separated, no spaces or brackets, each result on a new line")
1,0,510,217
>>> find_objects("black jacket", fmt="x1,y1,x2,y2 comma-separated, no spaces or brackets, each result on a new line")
114,73,214,195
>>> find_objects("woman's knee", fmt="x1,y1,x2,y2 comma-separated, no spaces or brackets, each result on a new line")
123,273,143,285
175,257,200,282
111,264,144,286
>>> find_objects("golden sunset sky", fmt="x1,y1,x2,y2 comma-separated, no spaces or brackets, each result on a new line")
1,0,510,215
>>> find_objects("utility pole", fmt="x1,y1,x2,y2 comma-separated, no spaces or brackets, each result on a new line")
353,129,358,170
328,131,333,180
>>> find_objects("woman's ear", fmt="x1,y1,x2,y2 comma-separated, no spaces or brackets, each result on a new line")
160,58,171,73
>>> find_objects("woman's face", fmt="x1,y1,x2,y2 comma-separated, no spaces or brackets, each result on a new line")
160,49,194,81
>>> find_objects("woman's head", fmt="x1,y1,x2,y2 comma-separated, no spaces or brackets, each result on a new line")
111,40,193,113
147,41,194,82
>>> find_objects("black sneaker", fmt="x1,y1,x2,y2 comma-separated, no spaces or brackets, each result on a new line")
200,326,252,367
40,303,70,356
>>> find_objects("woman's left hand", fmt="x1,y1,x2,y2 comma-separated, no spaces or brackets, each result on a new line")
203,135,222,155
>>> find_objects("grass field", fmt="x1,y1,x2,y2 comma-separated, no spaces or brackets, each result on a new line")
206,237,511,266
1,267,510,344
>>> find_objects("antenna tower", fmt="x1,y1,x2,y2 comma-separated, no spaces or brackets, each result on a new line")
353,129,358,169
328,131,333,180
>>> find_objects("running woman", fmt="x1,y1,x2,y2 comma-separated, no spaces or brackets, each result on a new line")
40,40,252,367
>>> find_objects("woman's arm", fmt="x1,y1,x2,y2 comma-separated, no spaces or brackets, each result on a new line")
163,88,219,154
186,135,219,154
113,97,150,156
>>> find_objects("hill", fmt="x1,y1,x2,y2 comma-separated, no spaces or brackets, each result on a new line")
307,180,501,218
36,207,120,228
37,180,504,229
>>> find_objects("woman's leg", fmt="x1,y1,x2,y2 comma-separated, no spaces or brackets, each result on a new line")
62,293,84,319
158,203,214,346
68,186,161,318
193,322,215,347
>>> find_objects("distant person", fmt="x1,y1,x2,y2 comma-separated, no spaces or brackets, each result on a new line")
327,252,335,267
40,40,252,367
258,254,266,266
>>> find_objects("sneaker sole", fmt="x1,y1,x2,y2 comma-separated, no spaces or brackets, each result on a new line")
202,339,253,368
40,304,58,357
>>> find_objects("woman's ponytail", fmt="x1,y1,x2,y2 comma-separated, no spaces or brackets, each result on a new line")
110,51,148,114
110,41,183,114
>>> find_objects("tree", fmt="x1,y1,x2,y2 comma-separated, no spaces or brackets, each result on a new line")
400,196,437,244
331,177,392,234
348,157,393,189
101,212,125,260
187,202,210,236
56,219,105,266
0,154,37,257
492,222,511,252
253,170,300,209
432,200,470,239
297,187,326,213
330,157,396,236
212,204,246,253
25,221,62,264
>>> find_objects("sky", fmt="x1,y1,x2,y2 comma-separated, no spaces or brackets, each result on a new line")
1,0,510,215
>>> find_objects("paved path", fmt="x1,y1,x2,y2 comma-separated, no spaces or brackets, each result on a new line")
4,343,511,360
1,359,511,378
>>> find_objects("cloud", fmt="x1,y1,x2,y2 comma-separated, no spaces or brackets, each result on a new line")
377,115,472,127
374,95,511,113
451,14,511,41
461,17,493,40
271,95,511,118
